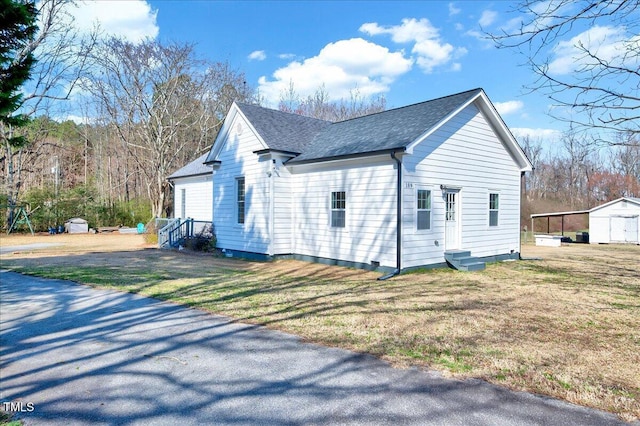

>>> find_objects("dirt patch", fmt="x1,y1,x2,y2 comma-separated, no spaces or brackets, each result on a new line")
0,232,154,257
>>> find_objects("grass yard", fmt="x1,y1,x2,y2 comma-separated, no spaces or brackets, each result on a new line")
1,233,639,421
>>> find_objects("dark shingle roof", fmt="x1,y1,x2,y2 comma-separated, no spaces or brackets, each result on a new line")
168,153,210,180
289,88,483,163
236,103,331,154
208,89,487,165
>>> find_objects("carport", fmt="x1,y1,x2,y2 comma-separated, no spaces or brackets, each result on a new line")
530,209,590,237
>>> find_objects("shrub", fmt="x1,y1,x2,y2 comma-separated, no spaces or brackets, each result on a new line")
184,224,217,253
143,220,158,245
19,186,152,232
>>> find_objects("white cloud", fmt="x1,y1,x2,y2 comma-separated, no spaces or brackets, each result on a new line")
70,0,158,42
60,114,89,125
464,29,495,50
511,127,561,141
278,53,296,60
257,38,413,106
360,19,437,44
494,100,524,115
449,3,461,16
479,10,498,27
548,25,640,75
360,18,466,73
499,17,524,34
248,50,266,61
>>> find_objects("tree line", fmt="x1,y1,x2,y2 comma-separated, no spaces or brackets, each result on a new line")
2,0,638,233
0,0,387,231
522,131,639,232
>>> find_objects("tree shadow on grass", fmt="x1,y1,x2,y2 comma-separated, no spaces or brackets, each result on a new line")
1,270,626,425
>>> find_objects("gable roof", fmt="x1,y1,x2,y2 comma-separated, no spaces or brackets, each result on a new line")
590,196,640,213
289,88,483,163
236,103,331,154
204,102,330,165
168,153,210,180
206,88,532,172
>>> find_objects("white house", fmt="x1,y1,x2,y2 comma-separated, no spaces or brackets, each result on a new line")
167,153,212,222
204,88,533,274
589,197,640,244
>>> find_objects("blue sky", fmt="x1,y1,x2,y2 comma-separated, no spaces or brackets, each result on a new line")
64,0,634,143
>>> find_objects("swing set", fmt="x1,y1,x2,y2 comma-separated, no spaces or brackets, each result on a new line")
2,204,39,235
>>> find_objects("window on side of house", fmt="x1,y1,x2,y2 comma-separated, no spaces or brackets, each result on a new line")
331,191,346,228
236,177,245,224
180,188,186,218
489,193,499,227
417,189,431,230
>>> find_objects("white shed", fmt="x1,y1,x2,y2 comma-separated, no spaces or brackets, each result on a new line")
65,217,89,234
589,197,640,244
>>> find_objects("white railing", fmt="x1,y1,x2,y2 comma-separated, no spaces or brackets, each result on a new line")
157,218,213,249
157,218,181,248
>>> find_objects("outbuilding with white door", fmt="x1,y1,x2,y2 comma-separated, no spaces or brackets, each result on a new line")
589,197,640,244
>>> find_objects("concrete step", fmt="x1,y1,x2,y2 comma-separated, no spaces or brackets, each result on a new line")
444,250,485,272
444,250,471,261
459,261,486,272
457,256,481,265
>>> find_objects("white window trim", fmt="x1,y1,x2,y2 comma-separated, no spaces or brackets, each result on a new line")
488,191,500,228
329,189,347,230
415,186,433,232
236,176,246,227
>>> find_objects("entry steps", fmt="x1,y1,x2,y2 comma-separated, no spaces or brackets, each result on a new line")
444,250,486,272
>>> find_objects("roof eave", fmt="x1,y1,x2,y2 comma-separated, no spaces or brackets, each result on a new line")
287,147,406,166
589,197,640,212
167,171,211,181
475,91,534,172
253,148,300,157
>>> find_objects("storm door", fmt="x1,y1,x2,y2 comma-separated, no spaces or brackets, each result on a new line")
444,190,460,250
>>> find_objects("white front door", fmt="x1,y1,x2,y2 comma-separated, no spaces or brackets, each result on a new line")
445,191,460,250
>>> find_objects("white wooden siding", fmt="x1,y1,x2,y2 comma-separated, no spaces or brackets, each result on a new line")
208,100,526,269
212,114,271,254
172,175,212,221
272,160,293,254
402,103,522,268
290,156,397,268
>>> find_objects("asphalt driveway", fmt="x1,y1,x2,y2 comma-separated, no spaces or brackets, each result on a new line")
0,270,630,425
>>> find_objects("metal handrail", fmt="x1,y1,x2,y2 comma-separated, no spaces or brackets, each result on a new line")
158,218,181,248
168,218,194,248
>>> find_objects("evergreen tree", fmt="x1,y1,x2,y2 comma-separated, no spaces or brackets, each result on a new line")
0,0,38,148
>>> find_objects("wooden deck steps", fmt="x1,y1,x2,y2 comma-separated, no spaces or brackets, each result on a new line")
444,250,486,272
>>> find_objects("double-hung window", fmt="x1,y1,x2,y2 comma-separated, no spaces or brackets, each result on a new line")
331,191,346,228
236,177,245,224
417,189,431,230
489,193,499,227
180,188,186,219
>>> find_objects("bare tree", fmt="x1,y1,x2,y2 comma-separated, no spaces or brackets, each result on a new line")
2,0,95,213
84,38,253,217
279,83,386,121
520,135,544,200
609,132,640,196
488,0,639,141
556,130,600,208
611,132,640,177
